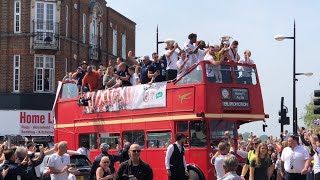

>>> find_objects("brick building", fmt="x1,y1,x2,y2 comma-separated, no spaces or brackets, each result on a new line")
0,0,135,143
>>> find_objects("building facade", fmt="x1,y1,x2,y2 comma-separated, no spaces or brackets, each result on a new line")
0,0,135,144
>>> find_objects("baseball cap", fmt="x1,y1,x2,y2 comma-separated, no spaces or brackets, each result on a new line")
100,143,110,151
80,61,87,65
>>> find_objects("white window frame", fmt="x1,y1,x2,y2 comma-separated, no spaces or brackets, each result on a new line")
34,55,55,93
14,0,21,33
35,2,57,41
112,29,117,56
82,13,86,43
65,5,68,37
13,55,20,92
121,33,126,59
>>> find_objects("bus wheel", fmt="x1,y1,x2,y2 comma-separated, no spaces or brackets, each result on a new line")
187,165,205,180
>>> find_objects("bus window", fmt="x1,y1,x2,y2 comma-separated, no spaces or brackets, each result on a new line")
235,65,257,85
79,133,98,150
190,121,207,148
123,130,145,148
147,131,171,149
175,65,203,85
209,120,236,139
61,83,79,99
206,64,232,84
176,121,189,146
220,65,232,84
100,133,120,150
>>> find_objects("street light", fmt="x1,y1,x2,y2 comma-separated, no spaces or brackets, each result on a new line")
274,20,297,134
156,25,164,54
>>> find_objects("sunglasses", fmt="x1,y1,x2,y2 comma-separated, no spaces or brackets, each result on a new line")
103,161,110,163
132,150,141,153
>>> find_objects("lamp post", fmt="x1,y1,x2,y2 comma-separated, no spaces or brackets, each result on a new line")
275,21,313,134
156,25,164,54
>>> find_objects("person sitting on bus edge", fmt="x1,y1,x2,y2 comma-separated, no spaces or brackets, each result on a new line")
115,144,153,180
77,141,90,159
184,33,201,67
204,45,223,83
165,133,189,180
128,66,140,86
96,156,114,180
176,51,189,79
72,61,88,90
238,50,255,85
211,131,235,180
165,41,181,81
222,154,242,180
114,62,132,87
103,67,116,89
147,53,166,83
62,72,77,84
81,66,102,92
91,143,120,179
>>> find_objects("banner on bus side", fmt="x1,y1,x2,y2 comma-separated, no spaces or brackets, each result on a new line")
83,82,167,113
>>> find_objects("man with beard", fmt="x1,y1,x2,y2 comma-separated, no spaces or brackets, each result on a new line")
165,133,189,180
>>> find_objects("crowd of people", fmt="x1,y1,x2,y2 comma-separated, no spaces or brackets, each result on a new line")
63,33,255,92
210,128,320,180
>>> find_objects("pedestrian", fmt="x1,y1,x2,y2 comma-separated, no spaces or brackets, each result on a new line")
249,142,274,180
96,156,114,180
91,143,119,179
115,144,153,180
222,154,242,180
165,133,189,180
211,141,233,180
241,138,262,179
77,141,90,159
25,142,45,180
280,135,310,180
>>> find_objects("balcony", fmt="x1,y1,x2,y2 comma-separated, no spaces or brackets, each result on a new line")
32,21,59,50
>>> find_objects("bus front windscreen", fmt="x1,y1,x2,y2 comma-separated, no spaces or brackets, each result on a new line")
209,120,236,139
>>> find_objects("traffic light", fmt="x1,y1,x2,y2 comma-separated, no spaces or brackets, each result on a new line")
279,97,290,125
314,90,320,114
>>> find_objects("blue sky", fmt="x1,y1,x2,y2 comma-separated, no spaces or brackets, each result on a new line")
107,0,320,136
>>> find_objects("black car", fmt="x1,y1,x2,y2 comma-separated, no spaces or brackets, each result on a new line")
39,154,92,180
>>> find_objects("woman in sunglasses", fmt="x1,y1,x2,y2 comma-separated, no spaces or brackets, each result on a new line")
96,156,114,180
249,143,275,180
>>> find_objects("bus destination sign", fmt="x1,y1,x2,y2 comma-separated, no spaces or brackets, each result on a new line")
221,88,250,108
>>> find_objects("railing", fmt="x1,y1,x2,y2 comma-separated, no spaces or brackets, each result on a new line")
32,21,59,50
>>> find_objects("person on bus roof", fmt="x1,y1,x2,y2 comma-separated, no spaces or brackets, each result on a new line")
165,133,189,180
81,66,101,92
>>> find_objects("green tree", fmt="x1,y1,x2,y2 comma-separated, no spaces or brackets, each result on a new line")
260,135,269,142
303,95,320,129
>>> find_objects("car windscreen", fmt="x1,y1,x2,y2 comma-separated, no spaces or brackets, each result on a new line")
70,155,92,167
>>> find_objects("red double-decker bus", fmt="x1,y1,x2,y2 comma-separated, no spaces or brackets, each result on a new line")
53,61,266,180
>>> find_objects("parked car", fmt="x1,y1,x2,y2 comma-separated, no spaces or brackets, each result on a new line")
39,154,92,180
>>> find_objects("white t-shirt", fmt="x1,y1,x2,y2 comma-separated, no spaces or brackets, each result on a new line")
77,147,90,159
165,50,179,70
214,154,228,180
313,147,320,174
281,145,310,173
204,54,216,77
47,153,71,180
68,173,76,180
184,42,198,67
130,73,139,85
197,49,206,62
238,59,255,77
176,59,188,78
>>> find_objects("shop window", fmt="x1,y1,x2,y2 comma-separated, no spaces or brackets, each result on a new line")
100,133,120,150
123,130,144,148
147,131,171,149
79,134,98,150
190,121,207,147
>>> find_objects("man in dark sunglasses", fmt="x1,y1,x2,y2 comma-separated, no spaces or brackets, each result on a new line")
115,144,153,180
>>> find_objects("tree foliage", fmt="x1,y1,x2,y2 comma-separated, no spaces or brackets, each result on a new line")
303,96,320,129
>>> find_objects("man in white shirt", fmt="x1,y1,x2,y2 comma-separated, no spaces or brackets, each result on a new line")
184,33,201,67
76,141,90,159
47,141,71,180
165,133,189,180
196,40,208,62
165,41,182,81
176,51,189,78
228,41,240,62
281,135,310,180
238,50,255,84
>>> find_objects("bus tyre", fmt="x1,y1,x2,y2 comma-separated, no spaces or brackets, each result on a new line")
187,165,205,180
